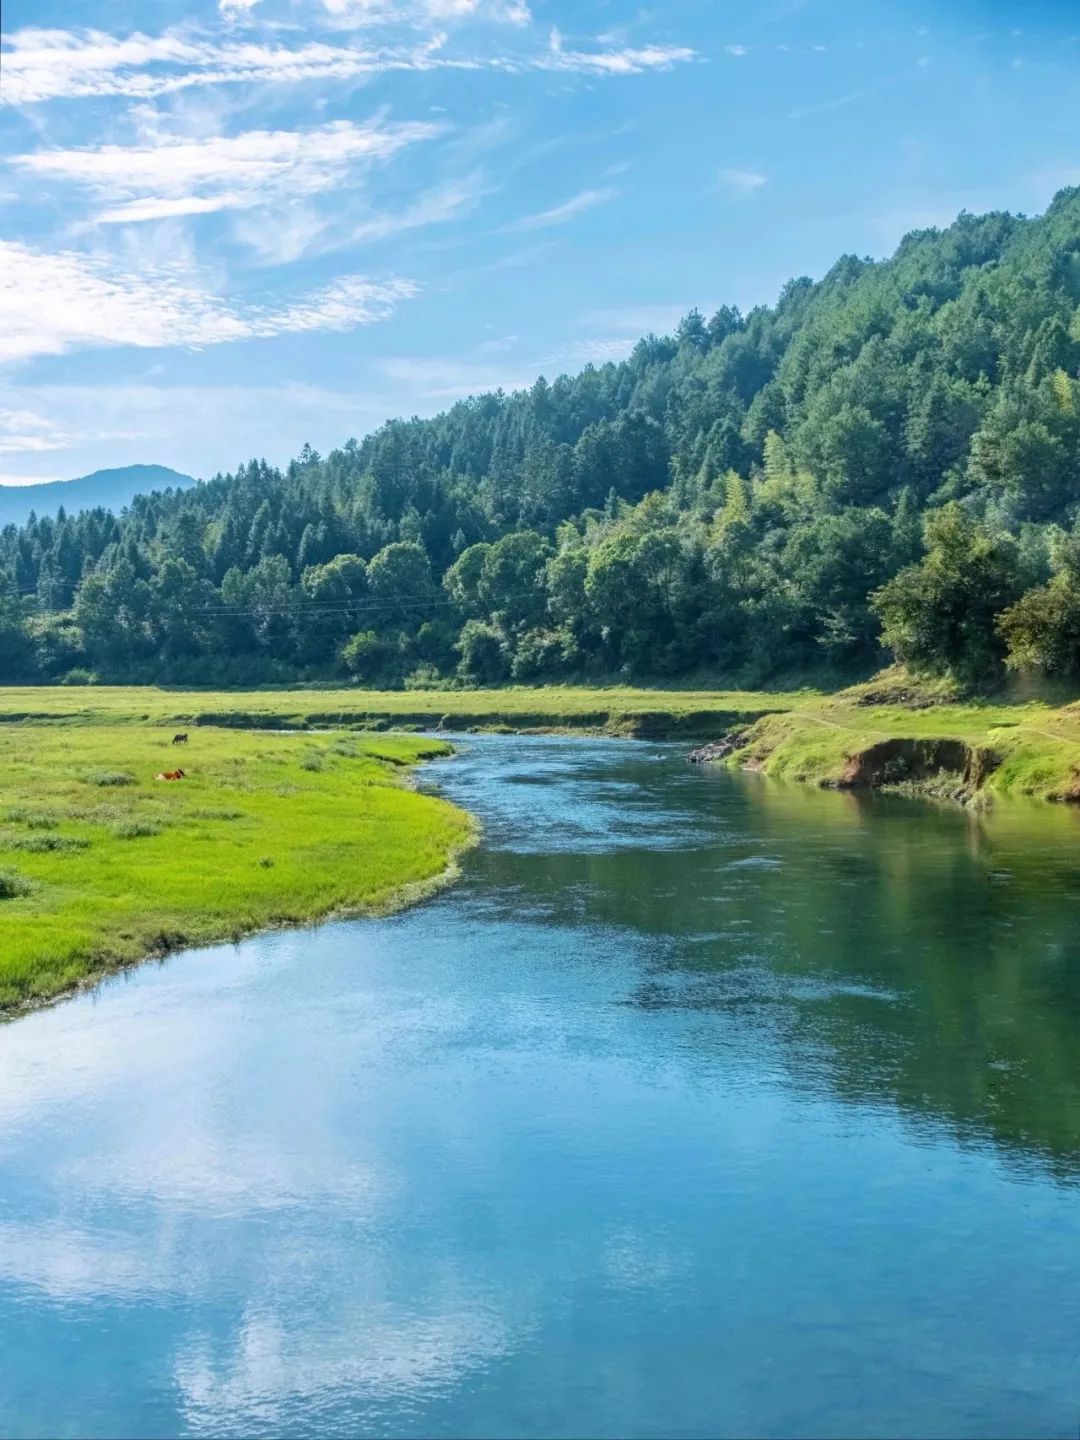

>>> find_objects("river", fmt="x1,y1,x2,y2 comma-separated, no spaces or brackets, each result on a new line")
1,735,1078,1438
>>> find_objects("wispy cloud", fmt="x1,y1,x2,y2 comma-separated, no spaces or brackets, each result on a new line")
505,185,618,231
717,167,767,192
725,44,748,57
0,408,74,455
545,26,696,76
316,0,532,25
349,171,489,243
0,241,417,362
0,25,697,105
231,204,331,266
13,118,445,225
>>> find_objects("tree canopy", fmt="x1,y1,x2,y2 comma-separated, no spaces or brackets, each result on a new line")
2,188,1078,688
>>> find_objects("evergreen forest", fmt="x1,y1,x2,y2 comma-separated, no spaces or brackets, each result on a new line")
2,187,1079,691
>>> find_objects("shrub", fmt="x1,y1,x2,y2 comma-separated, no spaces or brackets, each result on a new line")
0,869,34,899
403,663,447,690
111,818,162,839
6,834,88,853
60,668,97,686
85,770,136,788
6,807,59,829
300,754,324,772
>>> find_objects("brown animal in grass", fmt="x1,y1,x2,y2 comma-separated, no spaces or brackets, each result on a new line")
155,769,186,781
172,733,189,745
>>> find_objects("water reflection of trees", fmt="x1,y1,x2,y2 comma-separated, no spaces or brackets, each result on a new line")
472,768,1080,1184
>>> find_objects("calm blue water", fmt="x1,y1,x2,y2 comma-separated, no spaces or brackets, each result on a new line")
1,735,1078,1438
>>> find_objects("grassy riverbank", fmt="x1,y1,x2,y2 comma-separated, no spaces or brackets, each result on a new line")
0,724,473,1013
727,685,1080,804
1,677,1077,1013
0,683,813,737
1,678,1078,804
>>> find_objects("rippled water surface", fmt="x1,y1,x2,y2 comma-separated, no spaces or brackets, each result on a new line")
1,736,1079,1438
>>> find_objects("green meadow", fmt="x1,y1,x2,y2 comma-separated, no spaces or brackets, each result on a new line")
0,682,813,736
2,677,1078,1013
0,722,473,1012
0,682,813,1014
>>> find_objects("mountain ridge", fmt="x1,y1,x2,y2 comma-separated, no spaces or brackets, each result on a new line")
0,465,197,529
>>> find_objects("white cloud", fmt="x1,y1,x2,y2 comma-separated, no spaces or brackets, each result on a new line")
506,185,618,231
232,204,331,265
14,118,445,225
0,25,697,105
103,196,240,223
318,0,531,24
725,44,748,57
0,241,417,363
717,167,767,192
0,408,74,455
543,36,696,76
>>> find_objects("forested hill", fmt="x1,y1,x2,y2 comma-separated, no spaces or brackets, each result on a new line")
2,188,1079,688
0,465,195,530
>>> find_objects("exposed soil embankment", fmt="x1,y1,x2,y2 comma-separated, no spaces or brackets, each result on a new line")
832,738,1002,802
192,706,778,741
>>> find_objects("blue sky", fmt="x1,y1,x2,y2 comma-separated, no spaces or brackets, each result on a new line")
1,0,1077,485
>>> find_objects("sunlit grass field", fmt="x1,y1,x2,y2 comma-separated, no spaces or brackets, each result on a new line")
731,695,1080,802
1,676,1077,1011
0,723,473,1012
0,683,815,735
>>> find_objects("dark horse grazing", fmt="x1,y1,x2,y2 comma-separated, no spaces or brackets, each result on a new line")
172,733,188,745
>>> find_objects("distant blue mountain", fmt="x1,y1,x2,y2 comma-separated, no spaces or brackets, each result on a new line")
0,465,197,528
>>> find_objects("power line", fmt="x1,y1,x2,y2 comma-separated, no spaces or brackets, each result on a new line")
6,587,473,622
